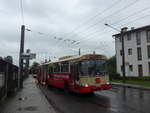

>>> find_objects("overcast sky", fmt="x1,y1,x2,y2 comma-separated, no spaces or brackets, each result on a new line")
0,0,150,65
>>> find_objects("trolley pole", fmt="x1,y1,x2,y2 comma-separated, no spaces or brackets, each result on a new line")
19,25,25,88
79,48,81,56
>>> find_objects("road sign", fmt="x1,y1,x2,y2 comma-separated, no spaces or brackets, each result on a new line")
30,53,36,59
21,53,36,59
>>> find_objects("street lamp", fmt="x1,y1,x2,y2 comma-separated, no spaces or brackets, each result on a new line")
104,23,126,83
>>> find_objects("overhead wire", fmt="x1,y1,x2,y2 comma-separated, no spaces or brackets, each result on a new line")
81,12,150,49
66,0,140,40
19,0,24,25
78,4,150,43
64,0,122,37
78,12,150,55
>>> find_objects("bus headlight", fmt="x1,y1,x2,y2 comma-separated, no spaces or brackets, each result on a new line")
84,84,88,87
106,82,110,85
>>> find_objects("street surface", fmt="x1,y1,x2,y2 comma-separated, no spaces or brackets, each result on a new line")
40,85,150,113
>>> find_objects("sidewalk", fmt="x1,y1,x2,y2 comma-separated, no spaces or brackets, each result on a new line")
111,82,150,90
0,75,56,113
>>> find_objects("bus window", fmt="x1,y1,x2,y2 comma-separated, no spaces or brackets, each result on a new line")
53,63,60,73
80,59,107,77
43,65,49,73
49,66,53,77
61,61,69,73
71,63,79,81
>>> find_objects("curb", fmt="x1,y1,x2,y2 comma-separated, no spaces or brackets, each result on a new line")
38,85,64,113
37,84,57,113
110,82,150,91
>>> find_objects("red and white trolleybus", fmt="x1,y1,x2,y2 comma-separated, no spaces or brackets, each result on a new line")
36,54,111,94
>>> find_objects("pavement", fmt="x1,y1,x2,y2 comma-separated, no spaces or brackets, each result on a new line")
111,82,150,90
0,75,56,113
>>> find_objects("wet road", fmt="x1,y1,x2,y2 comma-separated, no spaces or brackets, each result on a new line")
40,85,150,113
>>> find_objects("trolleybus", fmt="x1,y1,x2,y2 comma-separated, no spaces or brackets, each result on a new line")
36,54,111,94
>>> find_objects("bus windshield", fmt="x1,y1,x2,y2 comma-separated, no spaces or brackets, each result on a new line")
80,59,107,77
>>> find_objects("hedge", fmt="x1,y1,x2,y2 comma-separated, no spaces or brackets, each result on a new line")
113,76,150,81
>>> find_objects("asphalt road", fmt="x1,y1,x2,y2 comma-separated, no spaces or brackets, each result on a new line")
40,85,150,113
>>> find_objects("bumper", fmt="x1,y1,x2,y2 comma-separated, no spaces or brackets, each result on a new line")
79,84,111,93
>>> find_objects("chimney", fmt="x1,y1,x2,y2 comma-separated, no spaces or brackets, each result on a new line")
131,27,135,30
93,51,96,54
121,27,128,32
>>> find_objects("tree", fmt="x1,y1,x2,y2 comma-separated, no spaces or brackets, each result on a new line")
31,61,40,68
4,56,13,64
107,56,119,80
0,56,3,59
30,61,40,74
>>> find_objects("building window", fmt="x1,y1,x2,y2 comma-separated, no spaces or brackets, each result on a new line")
127,34,131,40
136,32,141,45
148,62,150,75
138,65,143,77
129,65,133,71
128,48,132,55
120,50,123,56
121,65,123,72
0,72,5,88
147,45,150,59
118,37,122,42
147,30,150,43
137,47,142,60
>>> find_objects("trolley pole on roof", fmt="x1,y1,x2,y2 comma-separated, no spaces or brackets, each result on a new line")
19,25,25,88
79,48,81,56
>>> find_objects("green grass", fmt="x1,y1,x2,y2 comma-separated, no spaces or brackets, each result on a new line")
111,80,150,87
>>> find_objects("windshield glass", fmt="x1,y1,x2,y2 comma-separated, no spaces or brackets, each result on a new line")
80,59,107,77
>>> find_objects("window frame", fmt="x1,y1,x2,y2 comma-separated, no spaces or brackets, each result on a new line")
128,48,132,55
136,32,141,45
60,61,70,73
127,34,131,40
147,45,150,59
137,47,142,60
129,65,133,72
53,63,60,73
147,30,150,43
120,50,123,56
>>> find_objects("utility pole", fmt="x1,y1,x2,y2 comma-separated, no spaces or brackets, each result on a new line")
19,25,25,88
104,23,127,83
121,27,127,83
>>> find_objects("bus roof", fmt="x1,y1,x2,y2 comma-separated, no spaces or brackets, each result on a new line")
41,54,107,66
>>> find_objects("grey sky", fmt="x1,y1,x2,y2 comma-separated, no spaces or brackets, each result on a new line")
0,0,150,65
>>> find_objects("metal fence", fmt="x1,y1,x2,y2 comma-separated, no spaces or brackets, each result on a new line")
0,59,18,100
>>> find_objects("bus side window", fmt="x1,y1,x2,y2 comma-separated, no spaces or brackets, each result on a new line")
49,67,53,77
71,63,79,81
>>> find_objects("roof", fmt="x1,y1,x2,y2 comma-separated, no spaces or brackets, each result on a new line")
41,54,107,66
0,59,18,67
113,25,150,37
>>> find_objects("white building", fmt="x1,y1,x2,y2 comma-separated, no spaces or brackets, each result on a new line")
114,25,150,77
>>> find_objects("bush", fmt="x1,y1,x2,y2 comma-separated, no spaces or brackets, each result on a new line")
109,72,121,80
113,76,150,81
126,76,150,81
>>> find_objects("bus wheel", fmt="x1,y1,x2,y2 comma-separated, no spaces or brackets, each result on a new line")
64,81,69,94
